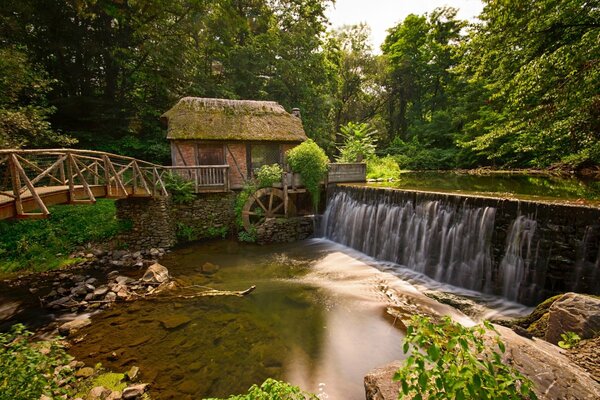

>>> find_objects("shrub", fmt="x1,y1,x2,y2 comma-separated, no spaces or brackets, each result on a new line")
367,156,401,180
336,122,378,163
286,139,329,209
0,324,73,400
164,172,195,204
255,164,283,188
395,315,537,400
204,378,317,399
558,331,581,349
387,137,458,170
0,199,130,272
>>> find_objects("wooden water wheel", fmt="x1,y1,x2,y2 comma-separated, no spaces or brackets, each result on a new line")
241,187,295,231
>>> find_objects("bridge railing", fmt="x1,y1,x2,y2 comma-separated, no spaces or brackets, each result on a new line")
0,149,169,218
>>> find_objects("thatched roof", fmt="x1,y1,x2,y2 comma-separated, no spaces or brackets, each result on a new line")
162,97,307,142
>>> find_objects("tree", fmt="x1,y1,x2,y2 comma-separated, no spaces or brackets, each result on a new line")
460,0,600,168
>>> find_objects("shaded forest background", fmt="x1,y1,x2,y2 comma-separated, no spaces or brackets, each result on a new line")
1,0,598,170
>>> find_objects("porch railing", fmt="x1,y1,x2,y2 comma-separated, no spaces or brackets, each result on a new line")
163,165,230,193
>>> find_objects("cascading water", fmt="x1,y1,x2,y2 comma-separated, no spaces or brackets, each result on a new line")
321,186,600,305
322,190,497,294
498,216,537,302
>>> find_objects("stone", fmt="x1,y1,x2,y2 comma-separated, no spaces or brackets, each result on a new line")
201,262,220,274
71,285,88,296
115,276,133,285
116,290,129,300
84,293,95,301
75,367,95,378
107,270,120,279
106,391,122,400
92,249,106,257
94,286,109,297
126,366,140,381
85,283,96,292
545,292,600,345
149,248,160,257
105,292,117,302
40,395,52,400
85,253,94,258
140,263,169,284
58,317,91,336
364,361,403,400
86,277,98,285
88,386,111,400
159,314,191,330
122,383,148,399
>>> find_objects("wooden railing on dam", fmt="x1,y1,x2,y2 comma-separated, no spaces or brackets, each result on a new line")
0,149,169,220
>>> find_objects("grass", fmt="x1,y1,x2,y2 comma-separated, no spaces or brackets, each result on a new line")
367,155,401,180
0,199,131,273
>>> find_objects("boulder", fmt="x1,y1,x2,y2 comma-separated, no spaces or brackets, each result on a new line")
364,361,403,400
545,293,600,345
126,366,140,381
201,262,220,275
75,367,95,378
140,263,169,285
88,386,111,400
122,383,148,399
58,317,91,336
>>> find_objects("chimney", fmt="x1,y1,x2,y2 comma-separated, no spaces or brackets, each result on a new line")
291,108,301,119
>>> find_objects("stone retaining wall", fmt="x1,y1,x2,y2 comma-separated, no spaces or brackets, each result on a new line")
116,193,312,248
256,216,314,244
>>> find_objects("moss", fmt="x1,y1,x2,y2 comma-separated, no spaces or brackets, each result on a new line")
513,294,563,329
163,98,307,142
527,312,550,338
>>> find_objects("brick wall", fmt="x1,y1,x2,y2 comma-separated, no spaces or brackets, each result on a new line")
171,141,197,166
225,143,247,189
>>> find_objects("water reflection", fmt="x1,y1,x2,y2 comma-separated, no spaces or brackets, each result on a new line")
68,240,407,399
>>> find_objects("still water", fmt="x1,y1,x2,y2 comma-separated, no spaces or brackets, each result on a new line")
68,240,413,400
368,171,600,205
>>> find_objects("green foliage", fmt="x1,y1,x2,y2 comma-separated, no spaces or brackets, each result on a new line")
0,324,73,400
238,226,258,243
395,316,537,400
388,137,458,170
286,140,329,209
0,199,129,272
176,222,229,242
367,156,401,180
204,378,317,400
164,173,195,204
558,331,581,349
234,184,258,229
255,164,284,188
336,122,377,163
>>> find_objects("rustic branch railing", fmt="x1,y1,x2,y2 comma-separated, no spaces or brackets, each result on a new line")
0,149,169,219
163,165,230,193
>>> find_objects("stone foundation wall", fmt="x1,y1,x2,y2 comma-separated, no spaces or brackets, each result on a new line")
116,192,312,249
256,216,314,244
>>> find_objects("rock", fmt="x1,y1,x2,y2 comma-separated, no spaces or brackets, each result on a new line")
86,277,98,285
58,317,91,336
110,260,125,267
84,293,95,301
545,293,600,345
140,263,169,284
75,367,95,378
71,285,88,297
40,395,52,400
94,286,109,298
105,292,117,302
85,283,96,292
107,271,120,279
116,276,134,285
159,314,191,330
149,248,160,257
364,361,403,400
122,383,148,399
88,386,111,400
116,290,129,300
92,249,106,257
106,391,122,400
85,253,94,259
126,366,140,381
201,262,220,275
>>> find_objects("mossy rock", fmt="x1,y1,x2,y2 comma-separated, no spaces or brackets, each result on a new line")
514,294,563,329
527,312,550,338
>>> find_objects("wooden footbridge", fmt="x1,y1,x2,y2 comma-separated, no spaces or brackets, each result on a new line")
0,149,171,220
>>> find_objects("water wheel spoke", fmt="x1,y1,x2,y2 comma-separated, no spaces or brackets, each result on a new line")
272,202,284,214
242,211,260,216
252,194,268,212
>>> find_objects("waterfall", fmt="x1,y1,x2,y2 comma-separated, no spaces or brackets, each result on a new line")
498,216,537,302
322,190,497,294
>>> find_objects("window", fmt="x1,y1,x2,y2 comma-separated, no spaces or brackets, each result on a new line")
197,144,224,165
250,143,281,172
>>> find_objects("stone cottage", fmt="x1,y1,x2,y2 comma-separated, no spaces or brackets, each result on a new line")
161,97,307,190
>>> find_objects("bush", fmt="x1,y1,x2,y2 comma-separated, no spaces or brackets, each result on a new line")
367,156,401,180
0,324,73,400
395,316,537,400
387,137,458,170
255,164,283,188
164,172,195,204
204,378,317,399
0,199,130,272
336,122,378,163
286,139,329,209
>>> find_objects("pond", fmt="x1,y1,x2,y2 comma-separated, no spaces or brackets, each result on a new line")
367,171,600,205
67,240,417,400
